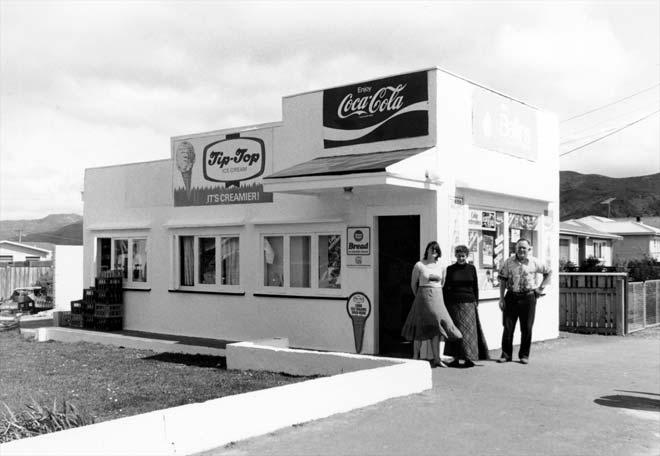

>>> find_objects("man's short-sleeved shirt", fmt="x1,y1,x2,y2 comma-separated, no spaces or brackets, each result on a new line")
498,255,550,292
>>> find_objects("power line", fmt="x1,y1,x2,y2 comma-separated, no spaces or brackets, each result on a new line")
559,109,659,157
560,99,659,144
560,83,660,123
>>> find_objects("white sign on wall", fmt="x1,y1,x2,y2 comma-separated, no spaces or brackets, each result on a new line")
347,227,371,267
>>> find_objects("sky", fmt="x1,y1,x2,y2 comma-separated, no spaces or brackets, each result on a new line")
1,0,659,220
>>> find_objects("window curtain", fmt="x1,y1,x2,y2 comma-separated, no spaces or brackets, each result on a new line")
221,238,239,285
180,236,195,286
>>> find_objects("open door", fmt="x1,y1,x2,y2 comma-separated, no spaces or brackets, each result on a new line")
377,215,420,358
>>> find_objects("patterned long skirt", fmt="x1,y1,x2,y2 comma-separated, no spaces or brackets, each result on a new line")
401,287,462,341
443,300,490,361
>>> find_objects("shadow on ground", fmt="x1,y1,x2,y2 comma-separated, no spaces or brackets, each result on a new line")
143,352,227,369
594,393,660,412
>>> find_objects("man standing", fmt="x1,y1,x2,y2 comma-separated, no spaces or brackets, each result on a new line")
497,238,551,364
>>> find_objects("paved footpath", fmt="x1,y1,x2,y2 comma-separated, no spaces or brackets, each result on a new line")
199,328,660,456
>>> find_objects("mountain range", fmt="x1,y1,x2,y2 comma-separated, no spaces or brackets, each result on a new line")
559,171,660,220
0,171,658,243
0,213,83,245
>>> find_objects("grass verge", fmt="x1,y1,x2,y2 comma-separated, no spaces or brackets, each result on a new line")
0,329,314,443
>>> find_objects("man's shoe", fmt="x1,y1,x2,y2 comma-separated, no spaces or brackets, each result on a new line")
496,356,511,363
519,358,529,365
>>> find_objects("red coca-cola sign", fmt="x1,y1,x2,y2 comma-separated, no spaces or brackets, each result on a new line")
323,71,429,148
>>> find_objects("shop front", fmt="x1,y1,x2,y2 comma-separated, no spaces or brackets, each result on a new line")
83,67,559,356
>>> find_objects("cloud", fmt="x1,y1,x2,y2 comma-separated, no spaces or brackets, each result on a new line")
1,1,658,218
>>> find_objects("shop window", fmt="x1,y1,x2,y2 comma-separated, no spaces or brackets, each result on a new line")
507,213,539,256
97,237,148,286
262,233,342,292
178,235,240,289
467,210,505,290
318,234,341,289
290,236,311,288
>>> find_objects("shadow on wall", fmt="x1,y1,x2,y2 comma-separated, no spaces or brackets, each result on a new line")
594,392,660,412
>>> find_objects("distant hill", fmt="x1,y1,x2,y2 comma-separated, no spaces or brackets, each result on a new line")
0,214,83,245
560,171,660,221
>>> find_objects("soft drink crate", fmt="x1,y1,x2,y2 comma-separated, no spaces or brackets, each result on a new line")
96,289,123,304
94,316,122,331
83,288,96,305
82,300,95,314
94,303,123,318
70,313,84,328
95,277,123,290
83,313,95,328
70,300,84,314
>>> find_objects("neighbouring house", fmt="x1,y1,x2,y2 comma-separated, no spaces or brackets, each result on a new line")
82,67,559,356
614,216,660,230
0,240,52,264
559,220,622,267
577,216,660,263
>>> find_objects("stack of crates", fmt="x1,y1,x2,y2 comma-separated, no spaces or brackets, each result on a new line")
94,270,123,330
82,287,96,328
70,299,84,328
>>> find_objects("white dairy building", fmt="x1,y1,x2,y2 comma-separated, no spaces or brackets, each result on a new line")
83,67,559,355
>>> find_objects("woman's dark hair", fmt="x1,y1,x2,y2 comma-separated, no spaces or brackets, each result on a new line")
423,241,442,260
454,245,469,256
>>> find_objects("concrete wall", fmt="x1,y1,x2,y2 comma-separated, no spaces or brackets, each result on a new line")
53,246,83,311
82,67,559,353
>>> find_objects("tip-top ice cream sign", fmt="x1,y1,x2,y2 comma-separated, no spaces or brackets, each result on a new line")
323,71,429,148
173,131,273,206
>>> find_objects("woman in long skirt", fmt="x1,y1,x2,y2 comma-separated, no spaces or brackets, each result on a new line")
443,245,490,367
401,241,462,367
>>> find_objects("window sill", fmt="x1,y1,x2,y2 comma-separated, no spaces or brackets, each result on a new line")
123,287,151,292
168,289,246,296
253,292,347,300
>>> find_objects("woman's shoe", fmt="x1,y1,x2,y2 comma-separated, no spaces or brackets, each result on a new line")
447,359,462,368
463,359,475,368
433,359,448,368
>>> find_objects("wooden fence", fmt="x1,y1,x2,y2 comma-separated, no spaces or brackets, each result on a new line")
559,273,660,335
0,265,53,300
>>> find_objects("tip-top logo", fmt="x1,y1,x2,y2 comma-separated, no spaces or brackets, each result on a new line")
203,137,265,187
323,71,429,149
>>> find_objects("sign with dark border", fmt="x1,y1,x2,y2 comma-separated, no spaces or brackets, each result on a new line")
346,292,371,353
172,131,274,207
347,227,370,255
323,71,429,148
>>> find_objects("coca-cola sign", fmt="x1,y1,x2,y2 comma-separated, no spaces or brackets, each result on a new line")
323,71,429,148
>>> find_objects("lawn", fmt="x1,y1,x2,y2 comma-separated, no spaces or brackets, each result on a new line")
0,329,313,442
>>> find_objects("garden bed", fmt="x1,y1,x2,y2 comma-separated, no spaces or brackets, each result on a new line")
0,330,313,443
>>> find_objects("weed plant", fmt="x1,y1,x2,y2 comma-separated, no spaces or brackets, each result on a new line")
0,399,94,443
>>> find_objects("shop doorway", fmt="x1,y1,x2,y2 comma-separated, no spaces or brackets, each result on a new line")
377,215,419,358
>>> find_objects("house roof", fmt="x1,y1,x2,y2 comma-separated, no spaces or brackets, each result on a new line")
0,240,52,255
578,216,660,236
560,220,623,240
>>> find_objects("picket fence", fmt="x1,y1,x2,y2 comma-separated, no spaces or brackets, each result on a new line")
559,273,660,335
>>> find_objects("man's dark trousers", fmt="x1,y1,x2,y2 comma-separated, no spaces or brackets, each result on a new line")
501,291,537,360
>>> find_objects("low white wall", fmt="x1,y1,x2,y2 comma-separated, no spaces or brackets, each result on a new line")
1,344,430,456
26,327,226,356
54,246,83,311
227,340,398,376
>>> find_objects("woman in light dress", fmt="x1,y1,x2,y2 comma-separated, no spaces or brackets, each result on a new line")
401,241,462,367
